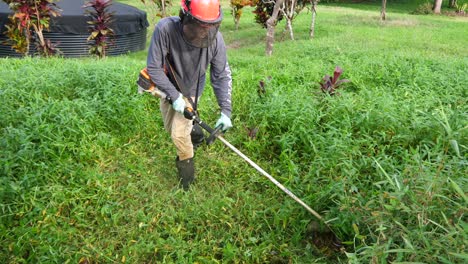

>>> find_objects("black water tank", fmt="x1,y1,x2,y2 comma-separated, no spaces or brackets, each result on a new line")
0,0,149,57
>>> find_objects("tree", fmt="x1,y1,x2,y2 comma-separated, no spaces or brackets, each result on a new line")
433,0,443,14
283,0,296,40
260,0,317,54
448,0,457,8
256,0,305,49
254,0,284,28
265,0,284,56
281,0,307,40
309,0,318,38
230,0,254,30
380,0,387,20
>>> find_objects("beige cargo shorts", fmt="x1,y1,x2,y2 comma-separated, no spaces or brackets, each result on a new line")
160,99,194,160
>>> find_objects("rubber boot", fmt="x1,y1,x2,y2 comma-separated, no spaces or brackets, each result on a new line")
176,157,195,191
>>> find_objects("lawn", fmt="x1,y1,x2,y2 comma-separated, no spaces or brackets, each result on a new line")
0,0,467,263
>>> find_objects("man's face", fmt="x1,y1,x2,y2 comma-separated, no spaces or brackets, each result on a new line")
182,20,220,48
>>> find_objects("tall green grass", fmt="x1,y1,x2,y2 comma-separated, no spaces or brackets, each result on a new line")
1,2,467,263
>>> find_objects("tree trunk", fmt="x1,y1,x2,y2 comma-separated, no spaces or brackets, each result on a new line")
380,0,387,21
25,29,31,56
233,6,241,30
235,11,239,30
448,0,457,8
33,2,47,56
309,0,317,38
266,0,285,56
286,19,294,40
285,0,295,40
433,0,443,14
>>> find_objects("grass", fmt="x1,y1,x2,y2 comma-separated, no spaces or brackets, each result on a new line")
322,0,468,13
1,1,467,263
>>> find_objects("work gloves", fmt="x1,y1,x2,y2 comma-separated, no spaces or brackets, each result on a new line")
215,113,232,132
172,94,186,114
173,94,232,132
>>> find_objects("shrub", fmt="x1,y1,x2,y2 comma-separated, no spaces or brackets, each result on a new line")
455,2,467,15
2,0,61,56
230,0,255,30
411,2,434,15
83,0,115,58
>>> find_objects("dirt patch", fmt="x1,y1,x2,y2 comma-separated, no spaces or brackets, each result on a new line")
303,220,344,258
226,40,243,50
443,11,468,17
385,18,419,27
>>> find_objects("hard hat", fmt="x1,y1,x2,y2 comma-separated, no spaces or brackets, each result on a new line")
181,0,222,22
180,0,223,48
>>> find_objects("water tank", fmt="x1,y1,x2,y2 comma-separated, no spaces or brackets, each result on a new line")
0,0,149,57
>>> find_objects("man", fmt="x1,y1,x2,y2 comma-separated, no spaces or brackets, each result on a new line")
146,0,233,191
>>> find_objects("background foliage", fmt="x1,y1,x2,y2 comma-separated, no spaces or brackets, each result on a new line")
2,0,61,56
83,0,115,58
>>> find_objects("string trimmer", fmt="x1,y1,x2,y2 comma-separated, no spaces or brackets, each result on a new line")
137,68,342,245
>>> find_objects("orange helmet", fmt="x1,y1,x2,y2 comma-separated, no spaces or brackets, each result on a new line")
181,0,223,23
180,0,223,48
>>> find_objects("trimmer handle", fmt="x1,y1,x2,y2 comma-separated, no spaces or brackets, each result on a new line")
194,120,221,145
197,119,214,134
183,106,196,120
182,105,220,144
163,95,195,121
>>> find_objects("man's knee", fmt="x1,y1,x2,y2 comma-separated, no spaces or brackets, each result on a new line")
173,136,194,160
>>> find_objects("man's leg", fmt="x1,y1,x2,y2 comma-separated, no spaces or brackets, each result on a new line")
160,99,195,190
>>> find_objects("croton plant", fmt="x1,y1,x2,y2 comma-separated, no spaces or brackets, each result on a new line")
83,0,115,58
2,0,61,56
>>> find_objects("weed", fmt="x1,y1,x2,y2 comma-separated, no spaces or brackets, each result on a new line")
319,66,350,95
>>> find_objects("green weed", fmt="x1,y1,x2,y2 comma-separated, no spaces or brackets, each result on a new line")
1,2,467,263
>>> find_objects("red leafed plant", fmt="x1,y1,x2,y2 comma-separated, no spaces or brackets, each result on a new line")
3,0,61,56
319,66,350,95
83,0,114,58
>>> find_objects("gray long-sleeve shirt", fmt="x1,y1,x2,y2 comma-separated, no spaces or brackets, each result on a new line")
146,17,232,117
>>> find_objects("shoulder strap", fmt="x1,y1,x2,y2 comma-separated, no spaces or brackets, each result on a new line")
164,54,186,95
165,52,204,112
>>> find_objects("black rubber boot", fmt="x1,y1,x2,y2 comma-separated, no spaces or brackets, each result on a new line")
176,157,195,191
